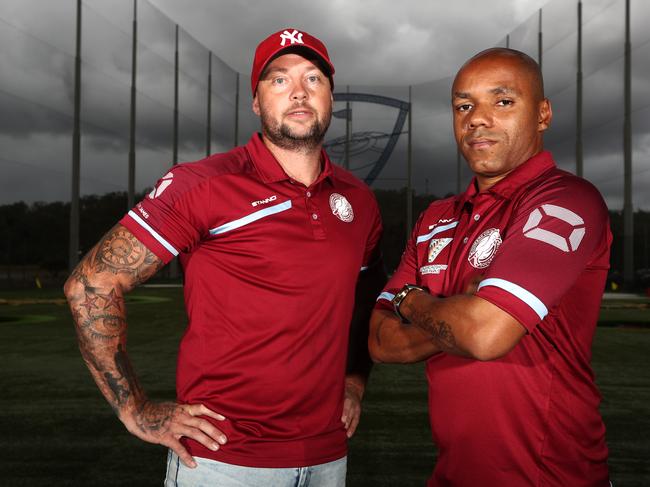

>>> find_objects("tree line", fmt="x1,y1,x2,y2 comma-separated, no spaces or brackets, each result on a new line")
0,191,648,289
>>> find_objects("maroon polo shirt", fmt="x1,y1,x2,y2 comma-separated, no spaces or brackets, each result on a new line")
377,151,611,486
120,133,382,467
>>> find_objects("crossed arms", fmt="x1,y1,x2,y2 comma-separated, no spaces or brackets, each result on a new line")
368,289,526,364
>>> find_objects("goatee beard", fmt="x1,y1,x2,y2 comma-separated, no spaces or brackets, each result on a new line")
261,109,331,152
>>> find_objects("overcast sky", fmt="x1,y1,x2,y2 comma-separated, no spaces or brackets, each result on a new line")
0,0,648,210
148,0,548,86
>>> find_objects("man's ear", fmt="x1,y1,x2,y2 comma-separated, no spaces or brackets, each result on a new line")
538,98,552,132
252,94,260,116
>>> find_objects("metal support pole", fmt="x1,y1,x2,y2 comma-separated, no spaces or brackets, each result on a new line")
623,0,634,289
173,24,179,165
576,1,583,178
345,85,350,170
643,219,648,269
538,8,543,71
69,0,82,272
406,85,413,239
169,24,180,279
128,0,137,209
206,51,212,157
506,34,510,49
234,73,239,147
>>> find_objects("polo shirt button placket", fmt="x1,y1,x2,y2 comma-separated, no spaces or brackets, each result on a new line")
305,188,326,240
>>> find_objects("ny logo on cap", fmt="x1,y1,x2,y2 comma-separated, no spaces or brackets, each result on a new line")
279,29,304,46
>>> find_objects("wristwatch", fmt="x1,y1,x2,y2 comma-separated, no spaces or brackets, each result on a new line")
392,284,425,324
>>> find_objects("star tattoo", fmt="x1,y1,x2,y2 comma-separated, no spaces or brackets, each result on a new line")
97,289,124,312
80,293,99,313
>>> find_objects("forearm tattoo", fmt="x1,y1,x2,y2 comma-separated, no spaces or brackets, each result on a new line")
67,224,163,416
409,309,459,353
101,344,143,410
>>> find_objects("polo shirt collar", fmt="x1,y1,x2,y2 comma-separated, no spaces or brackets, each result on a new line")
458,150,555,207
245,133,334,186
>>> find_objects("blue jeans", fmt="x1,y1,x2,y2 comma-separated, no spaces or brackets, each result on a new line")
164,450,347,487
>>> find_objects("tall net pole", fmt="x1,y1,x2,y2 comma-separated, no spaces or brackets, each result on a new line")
206,51,212,157
623,0,634,289
127,0,138,209
538,9,543,71
68,0,82,272
344,85,350,170
169,24,180,279
576,1,583,178
406,85,413,240
234,73,239,147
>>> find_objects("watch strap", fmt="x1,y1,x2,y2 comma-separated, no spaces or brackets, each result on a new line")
392,284,425,323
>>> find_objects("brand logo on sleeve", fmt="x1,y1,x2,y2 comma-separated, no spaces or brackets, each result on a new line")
329,193,354,222
427,238,452,263
136,203,149,219
148,172,173,199
523,204,585,252
251,195,277,207
468,228,502,269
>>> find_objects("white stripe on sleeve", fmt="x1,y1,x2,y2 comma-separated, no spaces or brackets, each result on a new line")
377,291,395,302
127,210,179,256
477,277,548,320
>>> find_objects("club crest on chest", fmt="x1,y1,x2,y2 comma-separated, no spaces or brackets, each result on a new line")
468,228,502,269
329,193,354,222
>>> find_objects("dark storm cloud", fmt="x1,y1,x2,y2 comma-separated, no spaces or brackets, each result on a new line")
149,0,547,86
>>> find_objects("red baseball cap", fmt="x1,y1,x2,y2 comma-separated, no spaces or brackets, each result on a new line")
251,28,335,94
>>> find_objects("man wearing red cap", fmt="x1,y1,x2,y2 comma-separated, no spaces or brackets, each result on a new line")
64,28,384,486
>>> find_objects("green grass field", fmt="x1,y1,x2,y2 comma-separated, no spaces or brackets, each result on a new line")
1,287,648,486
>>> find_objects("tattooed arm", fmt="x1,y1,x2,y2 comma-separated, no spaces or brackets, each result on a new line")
63,224,226,468
368,291,526,364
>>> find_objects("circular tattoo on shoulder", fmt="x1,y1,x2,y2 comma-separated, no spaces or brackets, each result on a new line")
99,230,145,271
